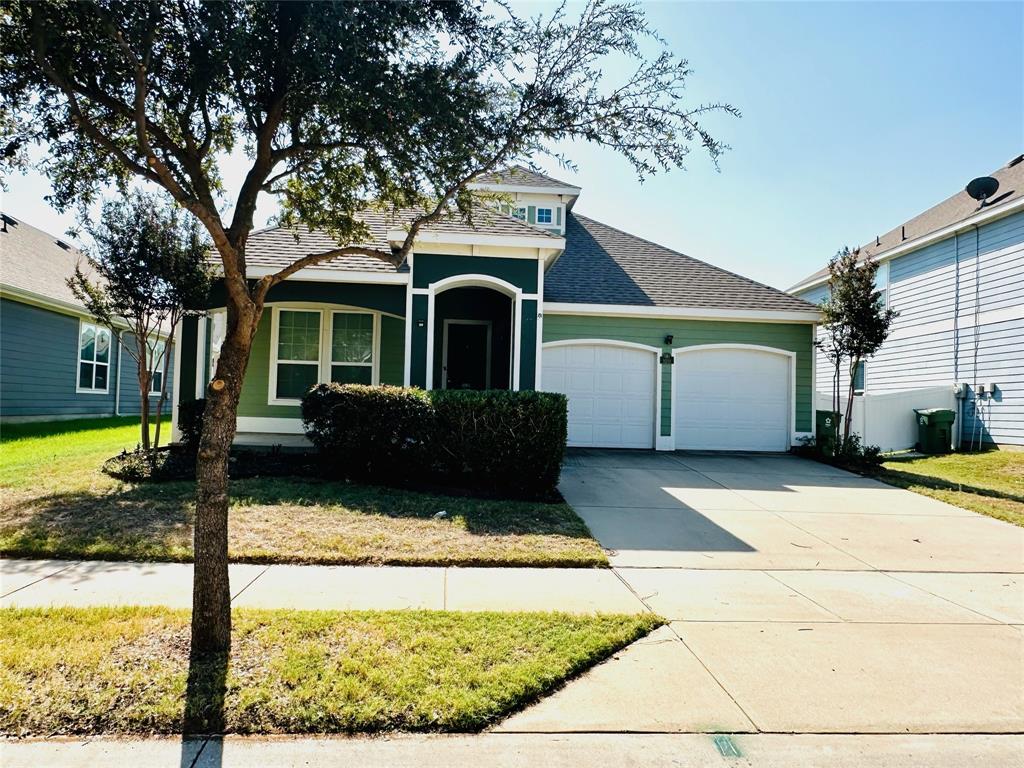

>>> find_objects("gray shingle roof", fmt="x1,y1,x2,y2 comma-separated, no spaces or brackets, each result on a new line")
791,154,1024,290
0,213,97,308
474,164,580,190
544,213,818,312
245,205,560,274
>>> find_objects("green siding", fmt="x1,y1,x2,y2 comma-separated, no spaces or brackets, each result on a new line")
238,313,300,418
519,299,538,390
379,315,405,385
412,254,538,293
177,315,198,405
542,314,814,434
410,294,429,388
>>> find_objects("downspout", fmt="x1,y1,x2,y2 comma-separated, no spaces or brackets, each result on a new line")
114,330,123,416
952,231,960,449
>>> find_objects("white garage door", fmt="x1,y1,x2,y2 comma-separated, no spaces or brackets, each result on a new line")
542,343,656,449
675,347,791,452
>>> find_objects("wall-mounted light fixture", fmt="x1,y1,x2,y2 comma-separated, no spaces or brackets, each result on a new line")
664,334,674,345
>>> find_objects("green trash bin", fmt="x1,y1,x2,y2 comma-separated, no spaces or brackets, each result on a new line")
816,410,841,457
914,408,955,454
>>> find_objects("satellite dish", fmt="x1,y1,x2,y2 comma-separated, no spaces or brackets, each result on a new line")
965,176,999,204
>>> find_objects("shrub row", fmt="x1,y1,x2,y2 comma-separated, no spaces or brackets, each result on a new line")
302,384,568,497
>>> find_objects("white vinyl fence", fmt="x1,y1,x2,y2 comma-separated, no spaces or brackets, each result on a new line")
816,386,956,453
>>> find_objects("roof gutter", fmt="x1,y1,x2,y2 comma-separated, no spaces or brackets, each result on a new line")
543,301,821,323
788,195,1024,295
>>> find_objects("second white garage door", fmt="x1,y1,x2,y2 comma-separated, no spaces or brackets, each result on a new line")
542,342,656,449
675,346,791,452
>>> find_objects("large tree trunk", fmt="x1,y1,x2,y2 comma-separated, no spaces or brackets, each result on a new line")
190,299,260,660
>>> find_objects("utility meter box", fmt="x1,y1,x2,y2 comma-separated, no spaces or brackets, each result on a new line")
914,408,955,454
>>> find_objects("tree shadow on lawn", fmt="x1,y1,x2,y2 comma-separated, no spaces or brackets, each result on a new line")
875,467,1024,505
0,476,596,563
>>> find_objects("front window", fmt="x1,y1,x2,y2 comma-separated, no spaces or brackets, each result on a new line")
536,207,553,224
148,340,166,394
78,321,111,392
330,312,374,385
275,309,321,400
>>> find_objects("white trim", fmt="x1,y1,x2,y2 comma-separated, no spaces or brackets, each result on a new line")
540,339,662,450
442,319,493,390
235,267,409,285
194,315,208,400
388,229,565,250
74,319,112,394
535,259,545,389
425,274,524,391
542,302,820,323
671,344,798,449
236,416,305,434
810,322,817,434
171,322,183,441
788,196,1024,294
468,182,582,196
114,331,123,416
149,339,167,395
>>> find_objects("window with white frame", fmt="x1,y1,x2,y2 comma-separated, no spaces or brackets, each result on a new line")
274,309,322,400
330,311,374,384
148,339,166,394
874,261,889,309
536,207,553,224
512,207,527,221
270,308,378,402
77,321,111,392
853,361,866,395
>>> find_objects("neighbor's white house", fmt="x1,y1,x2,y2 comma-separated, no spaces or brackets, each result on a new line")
790,154,1024,450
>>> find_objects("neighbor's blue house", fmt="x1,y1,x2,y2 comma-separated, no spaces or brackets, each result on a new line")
0,213,174,422
790,154,1024,449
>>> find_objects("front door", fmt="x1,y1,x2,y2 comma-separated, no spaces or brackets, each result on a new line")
444,321,491,390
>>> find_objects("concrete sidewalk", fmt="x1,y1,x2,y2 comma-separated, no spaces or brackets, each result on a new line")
3,733,1023,768
1,558,645,613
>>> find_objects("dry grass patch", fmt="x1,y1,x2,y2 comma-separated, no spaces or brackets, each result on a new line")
0,418,607,567
0,606,661,735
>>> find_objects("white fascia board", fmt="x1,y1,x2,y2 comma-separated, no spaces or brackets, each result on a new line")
242,267,409,284
387,228,565,250
542,301,821,323
788,196,1024,295
468,182,582,196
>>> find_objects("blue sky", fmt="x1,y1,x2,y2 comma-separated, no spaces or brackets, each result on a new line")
4,1,1021,290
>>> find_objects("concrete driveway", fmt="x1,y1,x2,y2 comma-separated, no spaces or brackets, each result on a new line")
499,449,1024,735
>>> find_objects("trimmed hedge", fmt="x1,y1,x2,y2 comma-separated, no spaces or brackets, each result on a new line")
302,384,433,482
302,384,568,497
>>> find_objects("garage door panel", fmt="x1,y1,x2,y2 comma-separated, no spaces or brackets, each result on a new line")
543,343,656,449
675,348,790,452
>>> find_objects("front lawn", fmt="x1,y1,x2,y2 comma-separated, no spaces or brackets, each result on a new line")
0,606,661,735
0,417,606,567
877,449,1024,527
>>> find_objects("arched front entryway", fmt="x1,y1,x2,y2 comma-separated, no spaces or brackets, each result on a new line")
425,274,522,391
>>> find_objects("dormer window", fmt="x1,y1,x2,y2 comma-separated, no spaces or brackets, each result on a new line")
512,207,527,221
536,208,553,224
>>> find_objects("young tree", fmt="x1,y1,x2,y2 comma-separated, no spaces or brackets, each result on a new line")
815,247,898,444
2,0,737,658
68,191,211,453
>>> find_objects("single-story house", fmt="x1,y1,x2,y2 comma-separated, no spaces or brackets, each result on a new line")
173,166,820,452
0,213,175,422
790,154,1023,449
